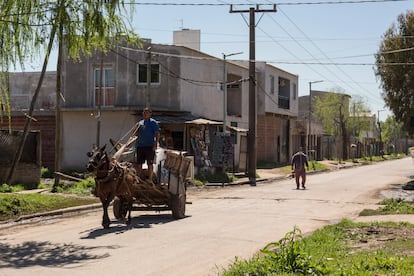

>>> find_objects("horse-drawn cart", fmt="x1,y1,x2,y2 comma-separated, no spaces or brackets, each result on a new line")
87,141,192,228
112,150,191,220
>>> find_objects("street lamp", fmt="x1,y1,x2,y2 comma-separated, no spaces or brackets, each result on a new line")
308,80,323,158
223,52,243,133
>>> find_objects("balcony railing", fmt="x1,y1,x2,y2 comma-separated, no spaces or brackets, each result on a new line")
278,95,290,109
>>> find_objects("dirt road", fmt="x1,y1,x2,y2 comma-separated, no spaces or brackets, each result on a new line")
0,158,413,276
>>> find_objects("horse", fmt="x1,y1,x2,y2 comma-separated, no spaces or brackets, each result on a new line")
86,144,136,229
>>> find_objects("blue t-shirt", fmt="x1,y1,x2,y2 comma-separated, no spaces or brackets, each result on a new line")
136,118,160,147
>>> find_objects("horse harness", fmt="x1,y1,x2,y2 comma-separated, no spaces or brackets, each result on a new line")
94,154,134,196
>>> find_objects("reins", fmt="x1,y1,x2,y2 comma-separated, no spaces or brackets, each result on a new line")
95,154,128,191
95,153,116,183
108,124,138,155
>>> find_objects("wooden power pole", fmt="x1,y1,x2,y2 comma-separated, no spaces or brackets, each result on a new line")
230,4,277,186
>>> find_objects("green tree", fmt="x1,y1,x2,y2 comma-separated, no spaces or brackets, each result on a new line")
374,11,414,134
382,116,405,151
348,95,372,142
314,91,373,160
0,1,139,185
313,89,351,160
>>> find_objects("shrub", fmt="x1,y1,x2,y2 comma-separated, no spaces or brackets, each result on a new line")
41,167,54,178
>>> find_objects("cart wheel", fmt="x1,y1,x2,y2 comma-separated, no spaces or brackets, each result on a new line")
113,196,127,220
170,192,186,219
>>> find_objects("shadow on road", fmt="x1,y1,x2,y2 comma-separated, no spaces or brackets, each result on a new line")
0,240,111,268
81,213,188,239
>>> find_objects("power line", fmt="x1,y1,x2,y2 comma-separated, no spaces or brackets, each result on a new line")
126,1,406,6
272,8,384,106
267,61,414,65
120,46,219,61
111,47,229,87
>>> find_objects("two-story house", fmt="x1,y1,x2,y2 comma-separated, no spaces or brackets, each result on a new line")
232,60,300,164
3,30,300,175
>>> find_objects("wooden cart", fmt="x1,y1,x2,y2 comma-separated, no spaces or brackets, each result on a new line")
112,150,192,220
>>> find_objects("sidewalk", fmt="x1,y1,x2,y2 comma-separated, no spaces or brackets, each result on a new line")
213,159,359,186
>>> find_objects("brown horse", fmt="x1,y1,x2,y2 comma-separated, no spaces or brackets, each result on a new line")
86,144,136,229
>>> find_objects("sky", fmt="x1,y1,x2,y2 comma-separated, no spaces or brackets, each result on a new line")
22,0,413,121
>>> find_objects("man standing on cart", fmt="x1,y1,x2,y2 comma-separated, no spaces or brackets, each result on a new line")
133,107,160,184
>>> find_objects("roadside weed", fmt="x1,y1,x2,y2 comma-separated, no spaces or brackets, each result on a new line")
221,219,414,275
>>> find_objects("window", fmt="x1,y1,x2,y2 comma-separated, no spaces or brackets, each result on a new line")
94,67,115,107
227,73,242,117
278,77,290,109
293,83,297,100
270,75,275,94
137,64,160,84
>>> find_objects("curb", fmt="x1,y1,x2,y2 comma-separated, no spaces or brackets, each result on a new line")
15,203,103,222
0,203,102,230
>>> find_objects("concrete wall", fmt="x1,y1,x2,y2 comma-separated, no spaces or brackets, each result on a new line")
8,72,56,110
173,29,201,51
62,43,183,111
179,56,250,128
61,109,137,171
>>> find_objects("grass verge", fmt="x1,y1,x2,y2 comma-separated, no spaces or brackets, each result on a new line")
360,198,414,216
0,193,98,221
221,219,414,275
222,198,414,275
0,176,98,222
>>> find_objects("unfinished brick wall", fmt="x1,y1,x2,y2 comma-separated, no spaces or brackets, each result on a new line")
0,114,55,169
257,114,281,163
0,130,41,184
0,163,40,185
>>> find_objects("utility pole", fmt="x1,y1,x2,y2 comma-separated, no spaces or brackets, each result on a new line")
146,46,152,109
308,80,322,161
230,4,276,186
96,53,103,147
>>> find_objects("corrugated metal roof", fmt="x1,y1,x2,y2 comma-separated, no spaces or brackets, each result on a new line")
153,114,200,124
185,118,222,125
227,125,248,132
153,115,248,132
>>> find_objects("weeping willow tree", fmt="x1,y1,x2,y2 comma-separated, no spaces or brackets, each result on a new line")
0,73,10,130
0,0,139,185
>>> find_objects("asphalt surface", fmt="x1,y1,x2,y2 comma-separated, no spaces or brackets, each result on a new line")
2,158,414,229
1,158,414,276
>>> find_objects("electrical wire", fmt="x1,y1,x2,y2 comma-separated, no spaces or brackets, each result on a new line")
258,8,384,107
274,8,387,105
112,47,224,87
125,1,406,6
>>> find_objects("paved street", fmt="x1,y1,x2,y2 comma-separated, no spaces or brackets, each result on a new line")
0,158,414,276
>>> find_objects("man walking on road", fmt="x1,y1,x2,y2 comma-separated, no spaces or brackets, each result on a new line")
291,147,309,189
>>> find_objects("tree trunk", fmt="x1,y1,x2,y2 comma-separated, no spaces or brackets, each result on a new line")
53,22,63,192
6,24,57,184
